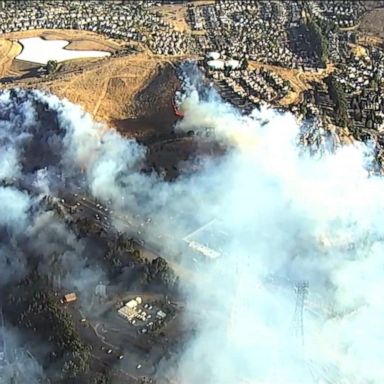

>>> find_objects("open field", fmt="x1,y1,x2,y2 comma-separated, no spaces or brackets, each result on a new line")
359,8,384,38
151,0,216,32
0,52,159,123
151,4,190,33
0,39,22,77
39,53,162,123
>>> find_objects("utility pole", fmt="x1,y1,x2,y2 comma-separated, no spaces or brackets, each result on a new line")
0,306,6,363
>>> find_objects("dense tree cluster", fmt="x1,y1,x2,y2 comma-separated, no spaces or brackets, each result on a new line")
307,18,329,67
46,60,58,74
326,75,349,127
89,372,112,384
4,275,91,379
73,217,104,237
104,234,137,270
143,257,178,289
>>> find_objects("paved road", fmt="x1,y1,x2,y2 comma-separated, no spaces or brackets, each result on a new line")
59,192,195,281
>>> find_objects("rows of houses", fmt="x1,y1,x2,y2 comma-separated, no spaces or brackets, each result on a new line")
198,1,297,68
335,47,384,95
147,25,195,56
293,42,384,148
0,0,194,56
205,60,291,108
311,0,367,28
334,46,384,132
2,0,384,148
187,0,384,72
189,1,330,71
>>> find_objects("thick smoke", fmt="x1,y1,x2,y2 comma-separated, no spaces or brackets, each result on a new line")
0,325,45,384
164,69,384,384
0,90,112,382
0,62,383,384
0,187,31,232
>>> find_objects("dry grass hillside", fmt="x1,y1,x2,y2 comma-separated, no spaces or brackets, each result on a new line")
47,53,161,123
0,39,22,77
0,29,176,124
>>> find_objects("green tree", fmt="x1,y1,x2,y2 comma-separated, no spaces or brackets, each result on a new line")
132,249,141,262
326,75,349,127
46,60,58,74
144,257,178,289
91,373,112,384
307,19,329,67
4,280,90,379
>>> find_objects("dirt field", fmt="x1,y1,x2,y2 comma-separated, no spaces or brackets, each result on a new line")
359,8,384,38
349,43,368,58
190,0,216,5
0,29,199,127
358,34,384,49
149,0,216,32
151,4,190,33
0,39,22,78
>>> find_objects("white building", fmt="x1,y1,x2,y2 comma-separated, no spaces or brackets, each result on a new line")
207,59,225,70
207,51,220,60
226,59,241,69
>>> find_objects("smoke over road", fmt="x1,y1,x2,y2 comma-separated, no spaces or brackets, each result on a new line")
0,63,382,383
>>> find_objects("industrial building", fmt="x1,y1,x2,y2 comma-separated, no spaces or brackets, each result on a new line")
62,293,77,304
118,297,147,323
117,297,168,333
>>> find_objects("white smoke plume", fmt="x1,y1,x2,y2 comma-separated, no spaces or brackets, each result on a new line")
0,187,31,233
159,68,384,384
0,147,20,179
33,63,381,382
33,68,384,383
0,63,383,384
0,325,45,384
0,90,111,382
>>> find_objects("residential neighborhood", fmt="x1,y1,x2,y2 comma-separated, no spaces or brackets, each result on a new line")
0,0,196,55
1,0,384,155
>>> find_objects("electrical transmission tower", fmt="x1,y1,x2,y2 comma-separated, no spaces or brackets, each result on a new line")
292,281,309,348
